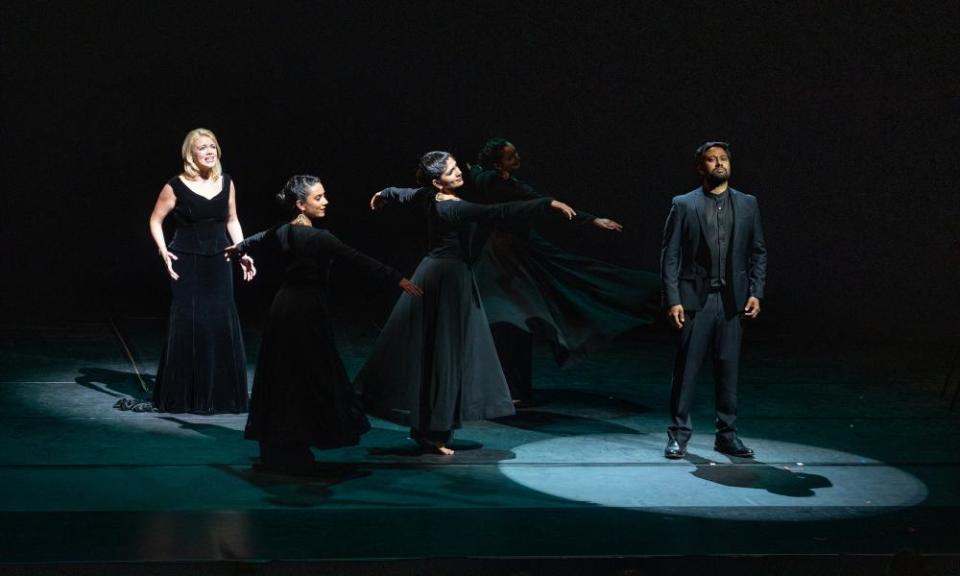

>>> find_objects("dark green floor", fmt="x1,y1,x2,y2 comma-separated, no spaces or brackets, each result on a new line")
1,320,958,571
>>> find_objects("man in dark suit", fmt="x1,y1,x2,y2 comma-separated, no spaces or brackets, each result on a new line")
660,141,767,459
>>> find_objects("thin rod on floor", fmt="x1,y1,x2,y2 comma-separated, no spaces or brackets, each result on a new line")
109,317,150,393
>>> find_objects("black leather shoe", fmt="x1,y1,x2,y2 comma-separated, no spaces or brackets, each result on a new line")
664,438,687,459
714,437,754,458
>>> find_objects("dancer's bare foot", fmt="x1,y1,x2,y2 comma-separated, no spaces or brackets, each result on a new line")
417,439,455,455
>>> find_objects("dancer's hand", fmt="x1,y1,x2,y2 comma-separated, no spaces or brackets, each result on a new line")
593,218,623,232
550,200,576,220
160,249,179,280
744,297,761,319
668,304,685,329
239,254,257,282
399,278,423,297
370,192,385,211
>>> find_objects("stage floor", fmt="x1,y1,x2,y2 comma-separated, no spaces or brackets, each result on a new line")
1,320,958,573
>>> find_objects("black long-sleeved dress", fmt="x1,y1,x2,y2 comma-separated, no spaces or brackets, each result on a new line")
354,188,552,436
236,223,402,448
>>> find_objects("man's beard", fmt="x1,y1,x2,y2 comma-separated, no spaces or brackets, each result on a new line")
705,169,729,186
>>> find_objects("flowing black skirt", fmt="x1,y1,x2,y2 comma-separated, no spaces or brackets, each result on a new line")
356,256,515,432
474,231,661,366
244,287,370,448
153,251,248,414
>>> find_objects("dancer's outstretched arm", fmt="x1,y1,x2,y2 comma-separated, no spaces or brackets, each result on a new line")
369,187,427,210
313,228,422,295
437,196,575,226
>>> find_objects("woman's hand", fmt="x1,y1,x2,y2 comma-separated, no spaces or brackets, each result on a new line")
592,218,623,232
239,254,257,282
550,200,576,220
225,245,256,281
370,192,385,211
160,249,179,280
224,244,241,260
399,278,423,297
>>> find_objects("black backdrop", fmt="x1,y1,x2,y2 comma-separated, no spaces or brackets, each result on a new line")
2,1,957,342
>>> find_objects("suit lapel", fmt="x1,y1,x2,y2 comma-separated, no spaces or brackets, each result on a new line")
728,188,739,250
694,187,707,237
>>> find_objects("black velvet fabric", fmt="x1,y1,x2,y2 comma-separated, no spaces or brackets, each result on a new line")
152,175,248,414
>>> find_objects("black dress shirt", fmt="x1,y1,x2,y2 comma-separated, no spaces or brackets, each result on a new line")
703,189,733,289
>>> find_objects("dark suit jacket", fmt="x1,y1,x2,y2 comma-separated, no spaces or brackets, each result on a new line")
660,187,767,312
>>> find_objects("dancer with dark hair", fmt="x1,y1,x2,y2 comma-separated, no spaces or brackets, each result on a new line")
227,175,422,473
355,151,577,455
147,128,254,414
469,138,660,404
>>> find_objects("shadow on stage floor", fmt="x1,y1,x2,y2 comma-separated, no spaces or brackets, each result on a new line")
0,319,958,575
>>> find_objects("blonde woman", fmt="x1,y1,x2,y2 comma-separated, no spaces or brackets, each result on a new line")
147,128,255,413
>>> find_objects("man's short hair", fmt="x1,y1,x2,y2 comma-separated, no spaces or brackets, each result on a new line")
695,141,731,164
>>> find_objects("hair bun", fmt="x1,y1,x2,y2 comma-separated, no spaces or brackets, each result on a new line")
275,190,287,205
416,151,451,186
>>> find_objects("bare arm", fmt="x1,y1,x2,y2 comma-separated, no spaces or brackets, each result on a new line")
225,179,256,281
148,183,179,280
225,179,245,244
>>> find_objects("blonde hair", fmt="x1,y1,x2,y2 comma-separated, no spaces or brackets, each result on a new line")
181,127,223,180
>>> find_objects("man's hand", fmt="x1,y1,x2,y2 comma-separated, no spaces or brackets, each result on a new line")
744,297,761,319
667,304,685,329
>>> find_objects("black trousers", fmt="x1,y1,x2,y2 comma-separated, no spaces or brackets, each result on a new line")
668,291,742,444
491,322,534,402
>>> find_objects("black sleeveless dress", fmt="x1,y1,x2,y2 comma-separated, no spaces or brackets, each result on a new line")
152,175,249,414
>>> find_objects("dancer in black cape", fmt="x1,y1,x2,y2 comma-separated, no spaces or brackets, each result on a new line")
468,138,661,404
228,175,422,472
354,151,577,455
